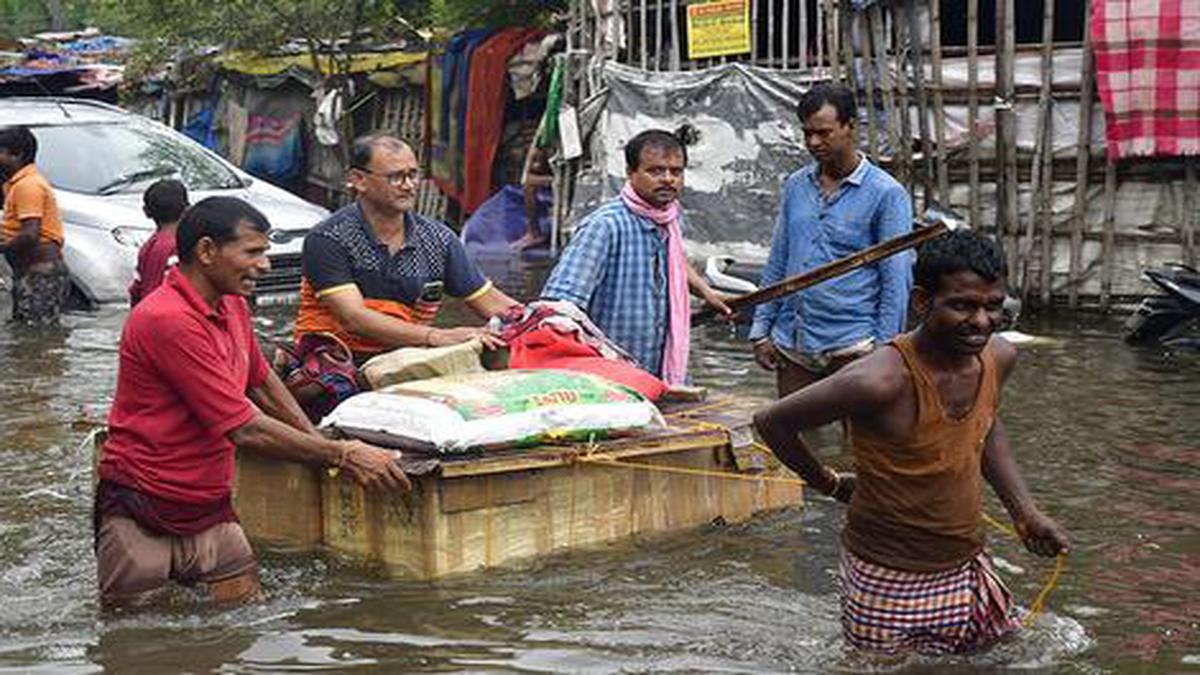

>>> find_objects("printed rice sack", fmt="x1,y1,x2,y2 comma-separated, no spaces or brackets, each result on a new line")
320,369,664,453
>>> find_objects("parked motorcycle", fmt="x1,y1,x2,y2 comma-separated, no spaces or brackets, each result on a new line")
1124,263,1200,349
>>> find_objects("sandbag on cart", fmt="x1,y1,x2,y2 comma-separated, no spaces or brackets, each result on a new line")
320,369,664,454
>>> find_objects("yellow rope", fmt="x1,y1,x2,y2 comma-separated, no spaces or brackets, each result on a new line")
577,454,808,487
982,512,1067,627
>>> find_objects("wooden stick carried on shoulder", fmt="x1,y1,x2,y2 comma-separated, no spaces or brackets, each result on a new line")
692,217,962,327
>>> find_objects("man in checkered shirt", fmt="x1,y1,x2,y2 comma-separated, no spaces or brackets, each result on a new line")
540,129,731,382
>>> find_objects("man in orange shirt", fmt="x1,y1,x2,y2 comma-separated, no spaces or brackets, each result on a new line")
0,126,67,325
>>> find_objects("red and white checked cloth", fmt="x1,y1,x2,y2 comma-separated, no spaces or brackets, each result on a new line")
839,549,1021,654
1091,0,1200,161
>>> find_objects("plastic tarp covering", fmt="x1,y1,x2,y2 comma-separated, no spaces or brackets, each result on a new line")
572,62,817,246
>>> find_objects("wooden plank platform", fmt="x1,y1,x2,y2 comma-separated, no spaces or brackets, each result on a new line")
230,394,803,578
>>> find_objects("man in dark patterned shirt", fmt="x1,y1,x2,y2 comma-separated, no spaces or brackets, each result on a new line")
295,134,517,361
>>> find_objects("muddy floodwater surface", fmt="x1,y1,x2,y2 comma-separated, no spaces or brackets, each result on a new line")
0,269,1197,672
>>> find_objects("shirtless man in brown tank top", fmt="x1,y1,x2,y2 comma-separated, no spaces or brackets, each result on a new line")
754,230,1069,655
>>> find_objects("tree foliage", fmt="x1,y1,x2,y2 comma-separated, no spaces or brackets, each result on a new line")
92,0,429,55
3,0,566,48
0,0,93,39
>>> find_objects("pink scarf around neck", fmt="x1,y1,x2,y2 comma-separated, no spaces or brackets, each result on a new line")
620,181,689,385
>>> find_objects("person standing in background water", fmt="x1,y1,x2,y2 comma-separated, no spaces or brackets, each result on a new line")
0,126,68,325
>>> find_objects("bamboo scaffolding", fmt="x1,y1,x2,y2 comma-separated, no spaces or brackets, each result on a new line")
929,0,948,202
1100,161,1117,310
967,0,981,230
1069,0,1095,310
1037,0,1056,306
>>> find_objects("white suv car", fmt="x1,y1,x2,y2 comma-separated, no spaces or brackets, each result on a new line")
0,97,328,304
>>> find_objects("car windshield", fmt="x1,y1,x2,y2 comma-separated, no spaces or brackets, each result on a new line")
30,122,245,195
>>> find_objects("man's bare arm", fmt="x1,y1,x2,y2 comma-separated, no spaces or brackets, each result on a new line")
981,418,1070,557
753,352,903,499
246,368,317,435
981,337,1069,556
685,264,734,317
465,285,520,320
229,412,410,491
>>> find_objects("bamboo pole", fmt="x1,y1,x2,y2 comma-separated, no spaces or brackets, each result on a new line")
967,0,980,230
1185,160,1198,268
827,0,841,81
751,0,759,63
1069,0,1095,309
995,0,1018,279
1026,109,1046,303
670,0,680,70
656,0,665,71
626,0,634,64
1100,161,1117,311
906,0,934,211
799,0,809,71
928,0,948,204
816,0,825,76
782,0,791,70
862,10,880,162
841,6,861,122
767,0,775,68
579,0,591,101
1037,0,1056,306
640,0,648,69
894,5,915,202
870,4,900,168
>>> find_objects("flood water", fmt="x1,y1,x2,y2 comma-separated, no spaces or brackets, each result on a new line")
1,268,1198,672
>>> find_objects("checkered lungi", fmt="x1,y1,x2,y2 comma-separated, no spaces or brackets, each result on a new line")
840,549,1021,654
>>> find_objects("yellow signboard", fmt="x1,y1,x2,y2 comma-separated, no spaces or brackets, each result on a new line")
687,0,751,60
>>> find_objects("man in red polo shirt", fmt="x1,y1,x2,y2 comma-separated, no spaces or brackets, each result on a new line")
96,196,409,608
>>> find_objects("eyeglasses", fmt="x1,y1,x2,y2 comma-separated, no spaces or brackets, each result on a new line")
357,168,421,186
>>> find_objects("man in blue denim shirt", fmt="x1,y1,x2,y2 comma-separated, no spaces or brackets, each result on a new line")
750,83,913,397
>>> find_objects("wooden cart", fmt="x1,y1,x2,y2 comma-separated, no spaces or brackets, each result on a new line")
231,396,805,579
